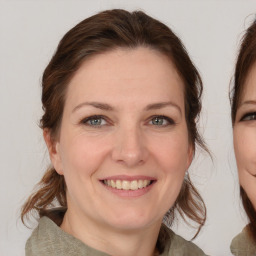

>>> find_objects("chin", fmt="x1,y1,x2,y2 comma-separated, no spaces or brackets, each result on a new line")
104,210,161,231
110,220,153,231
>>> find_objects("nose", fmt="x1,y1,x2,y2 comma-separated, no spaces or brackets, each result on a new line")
111,126,148,167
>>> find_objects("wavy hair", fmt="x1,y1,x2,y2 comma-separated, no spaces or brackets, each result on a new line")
21,9,207,238
230,19,256,240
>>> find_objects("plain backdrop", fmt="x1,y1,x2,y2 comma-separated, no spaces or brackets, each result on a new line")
1,0,256,255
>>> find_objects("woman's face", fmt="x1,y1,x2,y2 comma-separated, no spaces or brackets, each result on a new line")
234,63,256,209
48,47,193,231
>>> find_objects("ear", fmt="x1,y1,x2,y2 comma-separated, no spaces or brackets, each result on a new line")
43,128,63,175
186,143,194,170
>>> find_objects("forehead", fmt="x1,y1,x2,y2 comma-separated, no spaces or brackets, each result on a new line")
240,63,256,102
65,47,185,108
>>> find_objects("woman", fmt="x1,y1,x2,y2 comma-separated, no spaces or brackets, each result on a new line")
230,19,256,255
21,9,207,256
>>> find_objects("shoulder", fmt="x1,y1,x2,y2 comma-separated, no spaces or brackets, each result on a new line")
230,226,256,256
161,225,207,256
25,217,78,255
25,217,57,255
25,216,108,256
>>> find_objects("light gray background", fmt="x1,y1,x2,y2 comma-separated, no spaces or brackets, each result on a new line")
1,0,256,255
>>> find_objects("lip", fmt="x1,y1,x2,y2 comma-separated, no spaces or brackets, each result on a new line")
99,175,157,198
100,175,156,181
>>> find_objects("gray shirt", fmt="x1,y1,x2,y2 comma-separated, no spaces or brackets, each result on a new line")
230,226,256,256
26,216,206,256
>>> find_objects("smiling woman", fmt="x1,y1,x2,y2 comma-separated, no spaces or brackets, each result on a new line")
21,9,207,256
230,19,256,255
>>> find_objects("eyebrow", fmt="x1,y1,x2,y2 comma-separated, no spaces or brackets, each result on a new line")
239,100,256,108
144,102,181,114
72,102,114,113
72,101,181,114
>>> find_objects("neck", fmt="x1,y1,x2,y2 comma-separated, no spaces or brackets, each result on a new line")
60,209,162,256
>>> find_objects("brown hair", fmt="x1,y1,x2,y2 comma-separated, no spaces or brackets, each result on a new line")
21,9,207,237
231,19,256,240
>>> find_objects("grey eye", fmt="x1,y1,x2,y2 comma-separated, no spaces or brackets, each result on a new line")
241,112,256,121
82,115,107,126
149,115,174,126
89,118,103,125
151,117,165,125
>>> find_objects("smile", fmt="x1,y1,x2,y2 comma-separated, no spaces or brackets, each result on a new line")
103,179,153,190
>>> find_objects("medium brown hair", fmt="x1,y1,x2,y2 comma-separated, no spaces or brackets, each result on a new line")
231,19,256,241
21,9,207,237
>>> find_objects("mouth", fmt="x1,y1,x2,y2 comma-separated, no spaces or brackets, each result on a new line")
101,179,155,191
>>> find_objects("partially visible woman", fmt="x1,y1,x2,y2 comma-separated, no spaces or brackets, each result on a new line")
21,9,208,256
231,19,256,255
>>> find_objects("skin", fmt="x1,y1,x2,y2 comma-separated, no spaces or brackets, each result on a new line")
234,63,256,210
44,47,193,256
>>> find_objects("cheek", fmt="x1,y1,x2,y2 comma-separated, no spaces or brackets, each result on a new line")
234,127,256,175
150,130,191,174
59,133,110,177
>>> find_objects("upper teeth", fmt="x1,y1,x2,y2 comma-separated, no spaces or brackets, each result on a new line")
103,180,151,190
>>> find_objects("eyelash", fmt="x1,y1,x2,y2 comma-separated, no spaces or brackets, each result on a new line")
80,115,175,128
80,115,109,127
240,112,256,122
148,115,175,126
